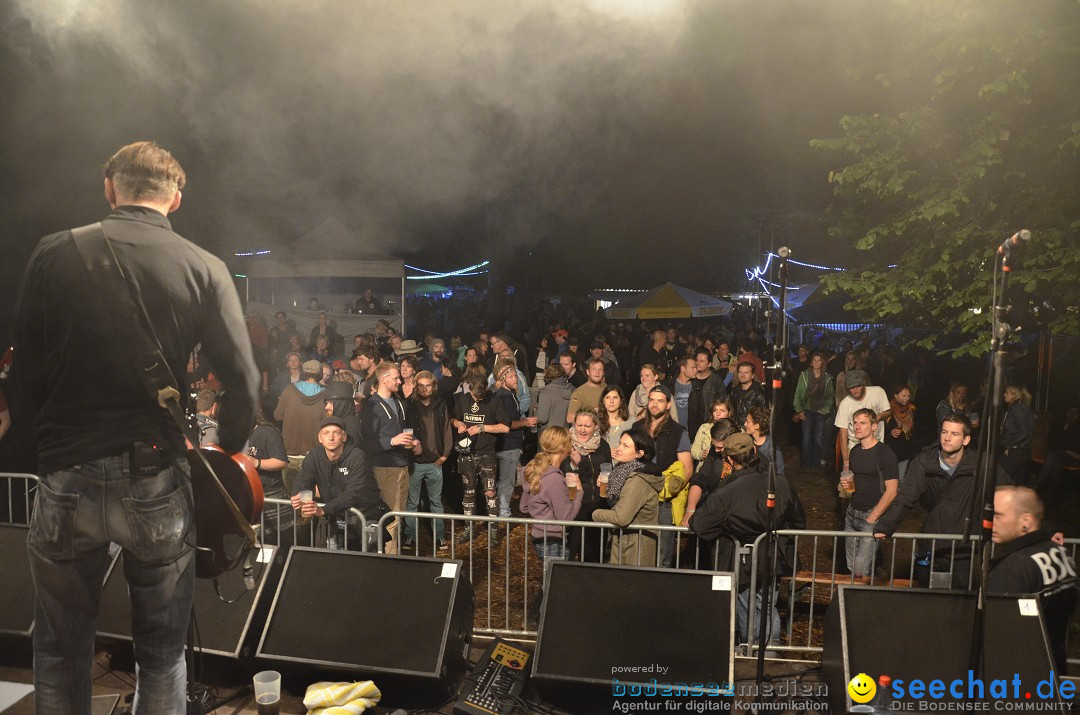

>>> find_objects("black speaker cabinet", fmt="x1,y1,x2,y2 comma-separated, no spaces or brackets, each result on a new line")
0,524,34,638
531,561,736,704
823,586,1066,713
97,545,284,658
255,548,473,700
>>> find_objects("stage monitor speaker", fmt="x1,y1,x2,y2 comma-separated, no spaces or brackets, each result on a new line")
823,585,1065,713
0,524,34,638
97,545,284,658
531,561,735,703
255,548,473,701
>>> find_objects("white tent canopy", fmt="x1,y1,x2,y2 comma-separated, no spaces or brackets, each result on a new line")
605,282,732,320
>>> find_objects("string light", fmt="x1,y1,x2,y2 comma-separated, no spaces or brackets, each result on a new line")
233,249,272,257
404,260,491,280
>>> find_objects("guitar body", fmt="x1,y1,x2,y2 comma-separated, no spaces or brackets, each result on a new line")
187,447,264,579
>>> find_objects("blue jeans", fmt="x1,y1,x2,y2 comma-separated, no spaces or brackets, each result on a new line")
736,587,781,648
28,454,195,715
404,462,446,541
844,506,879,579
800,412,829,469
532,539,566,561
495,448,522,518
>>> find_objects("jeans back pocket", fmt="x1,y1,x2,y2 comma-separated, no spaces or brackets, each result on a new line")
28,480,80,561
122,486,192,564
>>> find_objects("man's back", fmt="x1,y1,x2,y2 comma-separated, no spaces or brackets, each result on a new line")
15,206,259,471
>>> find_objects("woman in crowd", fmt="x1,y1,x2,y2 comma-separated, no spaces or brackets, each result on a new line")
691,398,731,466
397,355,418,400
536,363,572,431
793,351,835,471
881,384,918,479
518,426,580,628
562,407,613,562
591,428,665,566
936,381,977,432
598,385,634,451
745,405,784,477
533,334,554,388
268,351,302,399
630,364,678,421
454,362,487,395
998,384,1034,485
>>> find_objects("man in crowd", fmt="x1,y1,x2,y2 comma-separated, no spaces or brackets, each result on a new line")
635,385,693,567
566,357,607,424
874,413,1011,589
490,331,530,377
834,369,890,468
552,328,570,356
355,288,389,315
559,350,586,388
694,347,727,415
13,141,259,711
666,355,705,437
195,388,220,447
689,433,804,648
275,360,327,456
588,341,621,386
418,338,455,382
403,372,452,551
731,361,769,430
492,363,538,518
360,361,420,554
639,329,671,380
292,416,388,550
452,373,511,518
988,486,1076,672
349,346,378,384
735,343,766,383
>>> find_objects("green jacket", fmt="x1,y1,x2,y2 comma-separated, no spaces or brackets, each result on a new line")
591,465,665,567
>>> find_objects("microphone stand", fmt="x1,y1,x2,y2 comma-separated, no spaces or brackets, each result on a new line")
964,232,1024,676
754,247,790,708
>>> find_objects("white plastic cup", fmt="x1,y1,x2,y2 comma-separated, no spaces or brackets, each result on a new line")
298,490,313,504
253,670,281,714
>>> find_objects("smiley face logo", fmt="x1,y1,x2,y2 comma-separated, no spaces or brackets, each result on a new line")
847,673,876,704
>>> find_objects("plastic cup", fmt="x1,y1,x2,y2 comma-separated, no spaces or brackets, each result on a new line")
298,490,313,504
839,470,855,498
598,463,612,498
403,428,414,436
253,671,281,714
566,475,577,501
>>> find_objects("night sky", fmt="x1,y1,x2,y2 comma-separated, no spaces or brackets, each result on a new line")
0,0,1025,341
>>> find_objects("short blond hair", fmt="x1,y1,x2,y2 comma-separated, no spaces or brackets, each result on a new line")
103,141,186,202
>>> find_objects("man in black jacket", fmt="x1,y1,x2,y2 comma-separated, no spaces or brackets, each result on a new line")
689,433,805,647
731,361,770,430
291,417,387,550
988,486,1076,672
13,141,259,713
403,371,452,550
874,413,1011,589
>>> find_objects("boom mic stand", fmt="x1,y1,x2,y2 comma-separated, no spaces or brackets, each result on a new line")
754,247,790,708
964,229,1030,676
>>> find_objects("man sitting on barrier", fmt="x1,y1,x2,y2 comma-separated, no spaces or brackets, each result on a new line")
988,485,1076,673
873,412,1010,589
689,432,805,649
291,416,388,550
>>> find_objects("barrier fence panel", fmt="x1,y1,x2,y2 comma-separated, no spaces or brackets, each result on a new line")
258,496,370,553
0,473,37,526
375,511,740,639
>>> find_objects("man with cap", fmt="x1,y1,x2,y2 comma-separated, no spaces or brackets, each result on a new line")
689,431,805,648
418,338,455,382
833,369,890,469
275,359,328,457
292,416,389,550
552,329,570,356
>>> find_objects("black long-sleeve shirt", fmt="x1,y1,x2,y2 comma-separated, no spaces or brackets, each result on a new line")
293,442,385,520
13,206,259,472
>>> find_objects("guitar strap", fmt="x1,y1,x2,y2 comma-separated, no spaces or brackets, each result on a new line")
69,222,256,546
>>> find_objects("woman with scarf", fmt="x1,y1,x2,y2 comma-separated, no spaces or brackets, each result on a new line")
591,428,665,566
630,364,679,422
561,407,612,562
598,385,634,451
881,384,918,479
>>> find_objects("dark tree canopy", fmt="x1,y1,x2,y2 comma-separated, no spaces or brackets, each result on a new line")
812,0,1080,355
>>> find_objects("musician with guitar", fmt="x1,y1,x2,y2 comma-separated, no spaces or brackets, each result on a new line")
13,141,260,714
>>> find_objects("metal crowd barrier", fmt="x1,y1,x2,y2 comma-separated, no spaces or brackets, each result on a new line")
374,510,740,639
257,496,370,552
0,472,37,525
743,529,1080,666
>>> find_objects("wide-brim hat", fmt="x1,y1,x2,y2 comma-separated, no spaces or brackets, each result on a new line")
396,339,423,355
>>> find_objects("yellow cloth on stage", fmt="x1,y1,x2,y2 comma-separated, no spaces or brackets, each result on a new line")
303,680,381,714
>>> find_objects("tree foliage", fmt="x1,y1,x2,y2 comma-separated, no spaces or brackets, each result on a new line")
812,0,1080,355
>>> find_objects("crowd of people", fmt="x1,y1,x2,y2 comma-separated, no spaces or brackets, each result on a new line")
188,301,1077,656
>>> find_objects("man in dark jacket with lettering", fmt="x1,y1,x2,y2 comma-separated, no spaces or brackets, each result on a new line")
874,413,1011,589
291,417,387,550
988,486,1076,672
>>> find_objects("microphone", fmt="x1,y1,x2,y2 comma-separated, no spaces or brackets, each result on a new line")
998,229,1031,257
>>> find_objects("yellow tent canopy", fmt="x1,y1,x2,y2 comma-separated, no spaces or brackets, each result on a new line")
605,282,732,320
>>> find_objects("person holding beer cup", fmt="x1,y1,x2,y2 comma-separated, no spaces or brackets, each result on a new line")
518,426,581,561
